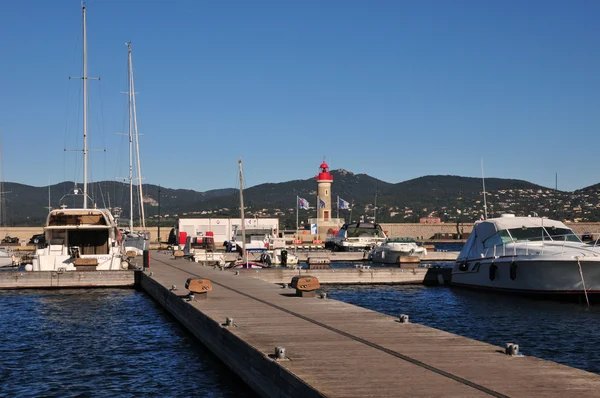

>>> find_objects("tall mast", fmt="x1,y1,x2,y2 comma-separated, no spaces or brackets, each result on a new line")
126,42,145,230
127,42,133,230
238,158,247,262
82,5,88,209
130,43,145,229
481,158,488,219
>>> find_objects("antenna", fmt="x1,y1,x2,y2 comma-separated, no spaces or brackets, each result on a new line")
481,158,488,219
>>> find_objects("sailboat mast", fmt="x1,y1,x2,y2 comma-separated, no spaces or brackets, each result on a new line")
130,44,145,230
481,158,488,219
238,158,247,261
127,42,133,230
82,5,88,209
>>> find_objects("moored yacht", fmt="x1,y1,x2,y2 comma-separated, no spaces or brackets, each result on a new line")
451,214,600,300
32,208,126,271
31,5,126,272
369,238,427,264
326,222,387,252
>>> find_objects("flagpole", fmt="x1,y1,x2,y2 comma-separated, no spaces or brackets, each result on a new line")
337,196,339,220
316,195,319,236
296,195,299,236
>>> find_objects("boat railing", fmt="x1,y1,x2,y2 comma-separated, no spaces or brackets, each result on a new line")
486,232,583,258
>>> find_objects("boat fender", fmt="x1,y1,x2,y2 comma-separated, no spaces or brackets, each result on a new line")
458,261,468,272
510,262,517,280
489,263,498,281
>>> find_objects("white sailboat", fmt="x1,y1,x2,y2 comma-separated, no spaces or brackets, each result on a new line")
121,42,149,256
227,158,269,269
31,5,125,272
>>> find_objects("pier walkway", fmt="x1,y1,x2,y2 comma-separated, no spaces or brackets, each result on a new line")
141,251,600,397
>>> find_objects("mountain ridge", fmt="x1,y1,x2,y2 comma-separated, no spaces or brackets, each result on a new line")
0,171,598,227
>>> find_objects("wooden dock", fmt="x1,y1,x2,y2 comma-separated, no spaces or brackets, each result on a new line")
223,250,459,263
240,266,451,285
141,251,600,397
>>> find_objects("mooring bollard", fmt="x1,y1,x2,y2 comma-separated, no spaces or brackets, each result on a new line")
225,317,234,327
185,278,212,300
275,346,286,360
399,314,409,323
290,275,320,297
505,343,520,356
320,292,327,299
143,249,150,269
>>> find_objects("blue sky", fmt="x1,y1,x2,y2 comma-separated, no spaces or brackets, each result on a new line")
1,0,599,192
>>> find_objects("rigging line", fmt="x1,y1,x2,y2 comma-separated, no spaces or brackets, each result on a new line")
576,257,590,308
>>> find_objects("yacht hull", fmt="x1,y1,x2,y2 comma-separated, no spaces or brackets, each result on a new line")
370,243,427,264
451,257,600,296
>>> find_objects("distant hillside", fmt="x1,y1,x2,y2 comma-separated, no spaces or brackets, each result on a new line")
1,172,598,227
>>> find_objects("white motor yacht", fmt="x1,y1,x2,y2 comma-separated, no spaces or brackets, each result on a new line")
326,222,387,252
32,209,126,271
369,238,427,264
451,214,600,300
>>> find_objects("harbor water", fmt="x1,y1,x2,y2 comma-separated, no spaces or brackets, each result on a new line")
3,262,599,396
0,289,257,397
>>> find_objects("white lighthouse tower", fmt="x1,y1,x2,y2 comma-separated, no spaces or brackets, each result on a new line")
315,161,333,222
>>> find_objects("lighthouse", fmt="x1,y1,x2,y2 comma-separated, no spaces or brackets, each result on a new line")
315,161,333,222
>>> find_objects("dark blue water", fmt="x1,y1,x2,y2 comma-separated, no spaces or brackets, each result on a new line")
0,289,257,397
322,284,600,374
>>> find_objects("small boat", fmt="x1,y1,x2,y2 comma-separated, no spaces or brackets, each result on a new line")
369,238,427,264
225,260,269,269
451,214,600,301
258,249,299,266
325,222,387,252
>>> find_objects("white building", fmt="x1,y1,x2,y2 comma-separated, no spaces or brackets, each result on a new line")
175,218,279,245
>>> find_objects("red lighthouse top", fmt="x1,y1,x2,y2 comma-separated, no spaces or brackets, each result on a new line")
315,161,333,182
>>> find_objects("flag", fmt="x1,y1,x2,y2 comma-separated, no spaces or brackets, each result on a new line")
318,197,326,209
298,197,310,210
338,197,350,210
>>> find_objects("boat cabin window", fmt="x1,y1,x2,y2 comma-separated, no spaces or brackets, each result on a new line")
68,230,109,255
506,227,581,243
482,230,512,248
544,227,581,242
346,227,385,238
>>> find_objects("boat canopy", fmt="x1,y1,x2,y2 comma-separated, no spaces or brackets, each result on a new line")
47,209,112,227
457,216,576,261
475,216,567,242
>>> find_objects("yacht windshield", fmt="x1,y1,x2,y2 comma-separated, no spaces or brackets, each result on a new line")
506,227,580,243
346,227,386,238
